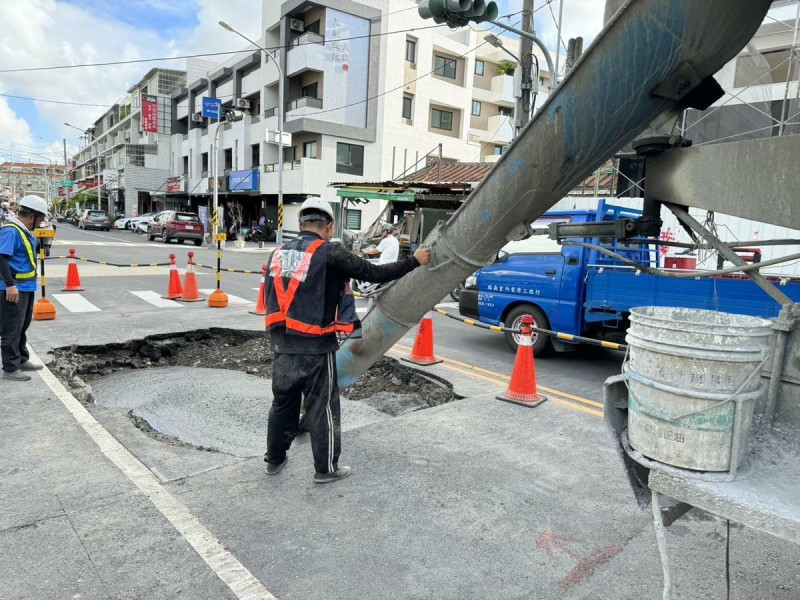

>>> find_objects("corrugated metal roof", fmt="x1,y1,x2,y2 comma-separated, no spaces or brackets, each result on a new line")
401,161,493,185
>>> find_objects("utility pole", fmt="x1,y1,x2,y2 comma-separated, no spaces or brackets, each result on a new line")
553,0,564,85
63,138,70,214
517,0,535,132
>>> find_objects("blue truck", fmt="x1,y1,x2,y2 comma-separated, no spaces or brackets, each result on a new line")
458,200,800,354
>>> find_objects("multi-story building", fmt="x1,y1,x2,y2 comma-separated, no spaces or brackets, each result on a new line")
0,162,65,205
168,0,551,234
68,68,187,215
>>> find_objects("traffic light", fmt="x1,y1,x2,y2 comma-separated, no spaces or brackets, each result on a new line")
418,0,499,27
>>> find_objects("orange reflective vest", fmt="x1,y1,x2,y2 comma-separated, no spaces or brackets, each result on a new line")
265,237,360,338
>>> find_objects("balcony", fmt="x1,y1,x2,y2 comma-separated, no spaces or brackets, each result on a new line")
261,157,325,195
286,97,323,119
287,34,326,77
487,114,515,143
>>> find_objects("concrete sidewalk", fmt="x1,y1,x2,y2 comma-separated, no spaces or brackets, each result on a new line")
2,357,799,599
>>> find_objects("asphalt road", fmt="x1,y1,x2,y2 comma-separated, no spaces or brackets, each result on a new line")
45,223,623,407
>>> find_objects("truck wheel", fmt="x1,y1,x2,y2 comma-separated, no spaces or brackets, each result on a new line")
503,304,550,356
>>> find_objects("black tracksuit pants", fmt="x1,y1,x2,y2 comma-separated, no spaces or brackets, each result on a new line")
1,291,34,373
266,352,341,474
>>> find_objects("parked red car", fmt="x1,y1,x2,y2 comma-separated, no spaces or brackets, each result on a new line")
148,211,204,246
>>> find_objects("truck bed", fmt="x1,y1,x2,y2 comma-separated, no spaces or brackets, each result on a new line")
584,266,800,322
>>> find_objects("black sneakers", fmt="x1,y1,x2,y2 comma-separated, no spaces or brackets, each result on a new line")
313,466,352,484
266,457,288,475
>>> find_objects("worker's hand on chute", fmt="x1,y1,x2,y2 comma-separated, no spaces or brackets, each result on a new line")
414,247,431,266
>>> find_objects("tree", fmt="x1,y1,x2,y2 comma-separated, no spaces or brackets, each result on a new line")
227,201,244,238
496,61,516,76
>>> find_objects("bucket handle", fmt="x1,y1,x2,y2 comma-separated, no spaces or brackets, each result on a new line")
623,356,767,424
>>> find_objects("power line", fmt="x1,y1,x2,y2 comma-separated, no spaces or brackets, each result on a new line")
0,92,112,107
0,23,448,75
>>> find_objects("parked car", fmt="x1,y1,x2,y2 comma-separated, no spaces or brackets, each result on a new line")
148,211,204,246
130,212,156,234
78,209,111,231
114,215,133,230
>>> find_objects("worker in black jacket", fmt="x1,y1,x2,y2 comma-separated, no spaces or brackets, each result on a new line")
264,197,431,483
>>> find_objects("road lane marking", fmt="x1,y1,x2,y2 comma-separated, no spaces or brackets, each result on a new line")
130,291,184,309
29,346,277,600
199,289,253,305
52,293,101,313
392,342,604,416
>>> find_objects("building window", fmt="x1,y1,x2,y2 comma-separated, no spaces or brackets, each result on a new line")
182,156,188,176
735,48,794,87
434,55,456,79
431,108,454,131
539,76,545,86
402,95,413,120
284,146,296,162
234,139,239,170
224,148,232,170
301,82,318,98
471,101,481,116
498,106,513,117
336,142,364,175
303,141,318,159
405,39,416,63
345,208,362,230
306,20,320,34
251,143,260,167
201,152,209,174
475,60,485,76
189,149,192,178
494,145,505,156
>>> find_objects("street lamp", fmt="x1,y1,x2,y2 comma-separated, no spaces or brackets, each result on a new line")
219,20,285,244
485,34,520,62
65,121,102,211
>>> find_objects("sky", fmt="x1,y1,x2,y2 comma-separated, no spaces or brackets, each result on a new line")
0,0,608,165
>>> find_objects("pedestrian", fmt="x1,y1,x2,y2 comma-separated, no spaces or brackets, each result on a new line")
264,197,431,483
362,223,399,264
0,195,47,381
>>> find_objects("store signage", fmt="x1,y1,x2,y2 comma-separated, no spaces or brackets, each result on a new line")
142,94,159,133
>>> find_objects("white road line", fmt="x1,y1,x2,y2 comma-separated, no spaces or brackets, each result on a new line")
356,307,369,314
130,291,184,309
28,347,277,600
199,289,254,305
52,293,102,313
435,301,460,309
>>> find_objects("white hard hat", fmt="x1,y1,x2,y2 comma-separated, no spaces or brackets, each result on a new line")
299,197,335,223
18,195,48,216
1,201,8,208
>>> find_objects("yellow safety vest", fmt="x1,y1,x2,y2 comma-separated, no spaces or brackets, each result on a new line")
4,223,36,281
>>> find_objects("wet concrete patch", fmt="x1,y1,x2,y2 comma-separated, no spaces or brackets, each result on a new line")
49,328,459,456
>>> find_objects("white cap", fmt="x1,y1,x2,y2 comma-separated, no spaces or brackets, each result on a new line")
299,197,335,223
1,201,8,208
18,195,48,216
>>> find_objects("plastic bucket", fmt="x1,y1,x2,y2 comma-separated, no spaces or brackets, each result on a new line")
626,307,772,471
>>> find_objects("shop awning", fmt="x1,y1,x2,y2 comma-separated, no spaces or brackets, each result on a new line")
335,188,418,203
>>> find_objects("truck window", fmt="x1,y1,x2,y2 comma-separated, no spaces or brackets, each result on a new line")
499,217,571,257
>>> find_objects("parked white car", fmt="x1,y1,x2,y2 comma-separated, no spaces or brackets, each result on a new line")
114,216,133,229
129,212,155,234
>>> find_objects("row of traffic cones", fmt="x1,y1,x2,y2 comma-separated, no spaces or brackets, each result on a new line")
403,312,546,409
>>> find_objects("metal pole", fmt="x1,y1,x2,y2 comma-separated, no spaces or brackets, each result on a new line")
213,117,222,241
489,21,556,90
518,0,534,129
437,143,442,182
778,1,800,135
554,0,564,85
96,135,101,211
277,49,284,245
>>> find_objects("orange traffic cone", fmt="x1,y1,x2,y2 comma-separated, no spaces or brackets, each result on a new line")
62,248,84,291
163,254,183,300
403,312,442,366
33,298,57,321
497,315,547,408
178,252,203,302
249,265,267,315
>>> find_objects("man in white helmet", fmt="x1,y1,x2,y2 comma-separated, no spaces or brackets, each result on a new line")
0,195,47,380
264,196,431,483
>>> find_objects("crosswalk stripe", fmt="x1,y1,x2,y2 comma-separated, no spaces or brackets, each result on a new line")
198,289,253,305
130,291,184,309
52,293,102,313
356,307,368,314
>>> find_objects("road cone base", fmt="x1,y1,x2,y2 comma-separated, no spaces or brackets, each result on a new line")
401,356,443,367
208,290,228,308
177,297,205,303
33,298,57,321
496,393,547,408
61,285,84,291
162,294,182,300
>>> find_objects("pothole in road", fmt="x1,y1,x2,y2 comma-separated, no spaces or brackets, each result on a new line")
50,328,460,456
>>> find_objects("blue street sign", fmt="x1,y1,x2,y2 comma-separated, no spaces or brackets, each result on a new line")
202,97,223,120
229,169,260,191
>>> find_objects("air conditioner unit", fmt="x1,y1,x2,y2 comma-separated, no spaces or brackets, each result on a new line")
191,113,205,123
142,133,157,144
235,98,251,110
290,18,304,32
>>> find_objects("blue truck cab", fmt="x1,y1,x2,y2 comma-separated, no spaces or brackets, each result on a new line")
459,199,800,354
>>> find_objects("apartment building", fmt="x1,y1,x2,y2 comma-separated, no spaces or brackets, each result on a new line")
68,68,187,215
168,0,551,233
0,162,65,204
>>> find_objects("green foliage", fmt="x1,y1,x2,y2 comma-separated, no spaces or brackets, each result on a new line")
496,61,516,76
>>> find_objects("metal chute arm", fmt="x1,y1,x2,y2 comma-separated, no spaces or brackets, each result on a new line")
337,0,773,388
